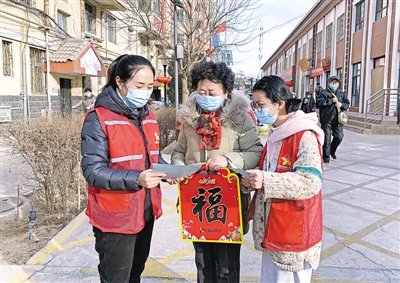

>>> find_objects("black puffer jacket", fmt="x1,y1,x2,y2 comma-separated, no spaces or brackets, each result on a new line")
316,88,350,124
81,86,167,220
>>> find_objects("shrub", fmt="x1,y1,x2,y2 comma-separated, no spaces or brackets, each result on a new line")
153,107,176,150
5,115,86,225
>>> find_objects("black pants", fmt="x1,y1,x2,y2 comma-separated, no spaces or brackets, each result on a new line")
93,217,155,283
193,242,241,283
321,120,344,162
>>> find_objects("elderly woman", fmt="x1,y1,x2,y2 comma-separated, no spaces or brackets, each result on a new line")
170,61,263,283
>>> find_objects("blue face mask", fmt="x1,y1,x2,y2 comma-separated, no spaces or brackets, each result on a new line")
84,92,91,97
195,94,223,112
254,107,278,125
124,89,152,108
329,84,338,90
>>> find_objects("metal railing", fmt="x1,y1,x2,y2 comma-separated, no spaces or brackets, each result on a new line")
364,88,400,131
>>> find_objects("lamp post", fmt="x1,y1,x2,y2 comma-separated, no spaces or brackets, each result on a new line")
159,53,170,106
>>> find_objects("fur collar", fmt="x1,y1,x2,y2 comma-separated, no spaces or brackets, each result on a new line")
179,92,250,129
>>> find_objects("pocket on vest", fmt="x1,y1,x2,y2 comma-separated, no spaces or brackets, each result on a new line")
265,201,303,246
98,190,130,211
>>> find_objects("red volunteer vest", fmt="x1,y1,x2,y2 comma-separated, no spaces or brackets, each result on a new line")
85,107,162,234
261,130,323,252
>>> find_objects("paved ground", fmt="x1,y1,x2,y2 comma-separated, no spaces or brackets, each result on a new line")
1,130,399,283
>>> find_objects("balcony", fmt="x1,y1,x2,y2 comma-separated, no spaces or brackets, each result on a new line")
91,0,126,11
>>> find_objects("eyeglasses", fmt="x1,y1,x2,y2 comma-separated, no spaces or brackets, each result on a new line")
250,101,266,112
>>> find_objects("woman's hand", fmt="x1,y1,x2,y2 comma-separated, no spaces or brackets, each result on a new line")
242,177,251,188
206,156,229,172
246,170,264,190
138,170,166,188
166,177,187,185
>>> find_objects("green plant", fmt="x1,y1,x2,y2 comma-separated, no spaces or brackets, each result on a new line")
5,115,86,225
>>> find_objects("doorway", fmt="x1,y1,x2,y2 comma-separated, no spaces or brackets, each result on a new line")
60,78,72,117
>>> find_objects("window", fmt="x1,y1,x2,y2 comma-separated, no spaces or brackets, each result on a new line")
325,71,330,87
336,14,344,42
337,68,342,83
316,31,322,53
308,38,313,58
107,15,116,44
375,0,388,21
127,28,134,51
85,2,96,34
153,0,161,17
302,43,307,59
138,0,151,13
2,41,13,76
57,11,68,38
355,1,365,32
17,0,35,7
177,10,188,22
374,57,385,68
30,48,44,94
351,63,361,107
325,23,332,48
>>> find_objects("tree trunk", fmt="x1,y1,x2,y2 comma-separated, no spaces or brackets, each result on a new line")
181,74,189,103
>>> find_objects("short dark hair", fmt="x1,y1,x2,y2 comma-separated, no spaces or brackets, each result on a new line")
252,75,301,113
84,87,92,93
103,54,155,90
191,61,235,93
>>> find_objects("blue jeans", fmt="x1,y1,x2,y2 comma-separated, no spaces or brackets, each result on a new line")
193,242,241,283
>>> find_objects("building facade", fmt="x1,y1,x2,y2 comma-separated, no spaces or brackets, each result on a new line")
261,0,399,116
0,0,174,121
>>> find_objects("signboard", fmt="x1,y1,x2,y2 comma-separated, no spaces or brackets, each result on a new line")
310,66,324,77
322,58,331,71
178,166,243,244
298,58,309,72
283,66,295,81
0,106,11,122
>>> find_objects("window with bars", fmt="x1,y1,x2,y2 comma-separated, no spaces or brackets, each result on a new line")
375,0,388,21
325,23,332,48
30,48,44,94
351,63,361,107
2,41,13,77
355,1,365,32
308,38,313,58
108,15,116,44
337,14,344,42
85,2,96,34
316,31,322,53
57,11,69,38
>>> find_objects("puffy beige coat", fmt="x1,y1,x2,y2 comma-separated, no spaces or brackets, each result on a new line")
171,93,263,168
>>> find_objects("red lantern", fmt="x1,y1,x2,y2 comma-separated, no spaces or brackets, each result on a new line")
285,81,294,87
165,77,172,84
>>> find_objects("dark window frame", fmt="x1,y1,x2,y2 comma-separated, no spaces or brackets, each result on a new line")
375,0,388,21
355,0,365,32
351,63,361,107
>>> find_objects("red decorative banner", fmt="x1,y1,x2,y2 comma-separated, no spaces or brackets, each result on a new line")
178,166,243,244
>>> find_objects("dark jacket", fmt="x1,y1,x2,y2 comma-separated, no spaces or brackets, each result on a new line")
81,86,167,220
301,96,316,113
316,88,350,124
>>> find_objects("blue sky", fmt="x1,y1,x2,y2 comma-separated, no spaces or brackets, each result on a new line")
231,0,318,77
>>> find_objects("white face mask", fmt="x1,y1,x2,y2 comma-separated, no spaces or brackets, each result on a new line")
123,89,152,108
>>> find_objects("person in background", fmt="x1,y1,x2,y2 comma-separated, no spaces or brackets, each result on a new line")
243,75,324,283
80,54,168,283
316,76,350,163
169,61,263,283
72,87,96,113
301,91,316,113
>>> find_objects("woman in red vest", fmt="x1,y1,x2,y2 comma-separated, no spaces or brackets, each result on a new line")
243,75,325,283
81,54,167,283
